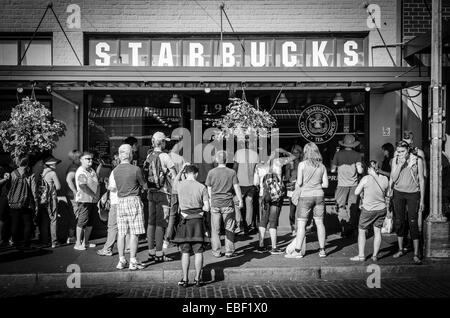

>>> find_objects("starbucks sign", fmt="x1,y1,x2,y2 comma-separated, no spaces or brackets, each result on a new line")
298,104,338,144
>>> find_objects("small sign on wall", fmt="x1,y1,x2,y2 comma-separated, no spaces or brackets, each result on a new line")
382,126,391,136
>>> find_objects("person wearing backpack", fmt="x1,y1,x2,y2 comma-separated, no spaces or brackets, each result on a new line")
7,156,38,250
254,148,295,254
389,140,425,264
37,155,61,248
144,131,177,262
286,142,328,259
351,161,389,262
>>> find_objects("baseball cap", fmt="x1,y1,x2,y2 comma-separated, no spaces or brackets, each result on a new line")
403,130,413,143
152,131,170,142
118,143,132,155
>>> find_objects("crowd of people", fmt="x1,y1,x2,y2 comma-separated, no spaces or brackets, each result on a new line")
0,129,438,286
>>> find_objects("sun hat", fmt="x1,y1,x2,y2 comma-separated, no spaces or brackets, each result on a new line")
152,131,170,142
43,155,61,165
338,134,360,148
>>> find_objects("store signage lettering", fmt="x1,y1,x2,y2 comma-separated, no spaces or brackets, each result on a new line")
90,37,365,67
298,104,338,144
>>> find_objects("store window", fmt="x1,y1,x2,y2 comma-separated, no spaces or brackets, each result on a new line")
86,92,184,166
120,40,150,66
244,40,274,67
275,39,305,67
305,39,335,67
151,40,181,66
0,38,52,65
212,40,244,67
183,40,213,67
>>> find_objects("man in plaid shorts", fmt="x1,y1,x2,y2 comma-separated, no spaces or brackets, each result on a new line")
111,144,148,270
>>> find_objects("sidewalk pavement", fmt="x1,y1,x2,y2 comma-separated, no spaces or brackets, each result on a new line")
1,230,449,287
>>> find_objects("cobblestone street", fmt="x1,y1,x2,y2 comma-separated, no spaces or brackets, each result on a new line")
2,278,450,298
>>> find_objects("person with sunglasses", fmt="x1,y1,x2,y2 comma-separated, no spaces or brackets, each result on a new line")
389,140,425,264
74,151,100,251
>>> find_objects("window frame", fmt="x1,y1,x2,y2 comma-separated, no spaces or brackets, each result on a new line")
0,33,53,66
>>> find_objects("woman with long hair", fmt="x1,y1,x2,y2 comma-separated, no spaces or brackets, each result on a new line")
389,140,425,264
285,142,328,259
379,143,395,178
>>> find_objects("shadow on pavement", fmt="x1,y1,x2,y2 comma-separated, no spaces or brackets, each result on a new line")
0,248,52,263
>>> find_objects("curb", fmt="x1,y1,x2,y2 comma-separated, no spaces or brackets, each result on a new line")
1,261,450,286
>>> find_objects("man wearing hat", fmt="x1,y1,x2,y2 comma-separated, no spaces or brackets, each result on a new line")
331,134,363,238
38,155,61,248
145,131,177,262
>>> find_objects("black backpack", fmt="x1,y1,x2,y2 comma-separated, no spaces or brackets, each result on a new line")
7,170,32,209
143,150,167,190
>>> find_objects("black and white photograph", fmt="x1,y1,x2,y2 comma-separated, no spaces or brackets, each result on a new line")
0,0,449,309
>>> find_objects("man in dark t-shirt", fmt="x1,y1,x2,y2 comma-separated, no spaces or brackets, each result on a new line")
331,135,363,237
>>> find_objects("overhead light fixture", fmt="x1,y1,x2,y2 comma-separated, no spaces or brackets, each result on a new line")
169,94,181,104
365,84,371,92
102,94,115,104
277,93,289,104
333,92,344,105
204,86,211,94
16,87,23,93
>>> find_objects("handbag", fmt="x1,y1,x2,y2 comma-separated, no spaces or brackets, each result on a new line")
381,214,393,234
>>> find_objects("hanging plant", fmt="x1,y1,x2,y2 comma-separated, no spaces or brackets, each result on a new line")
0,97,66,160
213,98,276,140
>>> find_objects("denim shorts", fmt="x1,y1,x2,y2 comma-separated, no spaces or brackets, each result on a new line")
296,196,325,220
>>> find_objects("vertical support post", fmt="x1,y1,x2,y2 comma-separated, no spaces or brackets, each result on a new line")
425,0,449,258
429,0,443,221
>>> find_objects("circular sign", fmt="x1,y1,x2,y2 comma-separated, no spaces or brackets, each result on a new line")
298,104,338,144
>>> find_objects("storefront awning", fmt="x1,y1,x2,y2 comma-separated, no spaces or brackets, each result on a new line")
0,66,429,93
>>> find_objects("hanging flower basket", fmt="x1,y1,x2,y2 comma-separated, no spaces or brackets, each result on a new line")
0,97,66,160
213,98,276,140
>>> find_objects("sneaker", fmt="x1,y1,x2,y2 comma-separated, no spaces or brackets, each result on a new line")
147,254,156,262
116,259,128,270
256,246,267,253
66,237,76,244
85,243,96,248
51,243,61,249
212,252,223,258
285,251,304,259
319,249,327,258
270,247,284,255
225,253,235,258
97,249,113,256
74,244,86,251
129,260,145,270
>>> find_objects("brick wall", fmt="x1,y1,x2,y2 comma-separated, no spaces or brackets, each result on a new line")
0,0,400,66
403,0,450,40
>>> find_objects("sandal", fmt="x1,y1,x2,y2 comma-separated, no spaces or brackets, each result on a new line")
393,250,405,258
350,255,365,262
413,255,422,265
178,279,188,288
193,279,203,287
371,255,378,262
